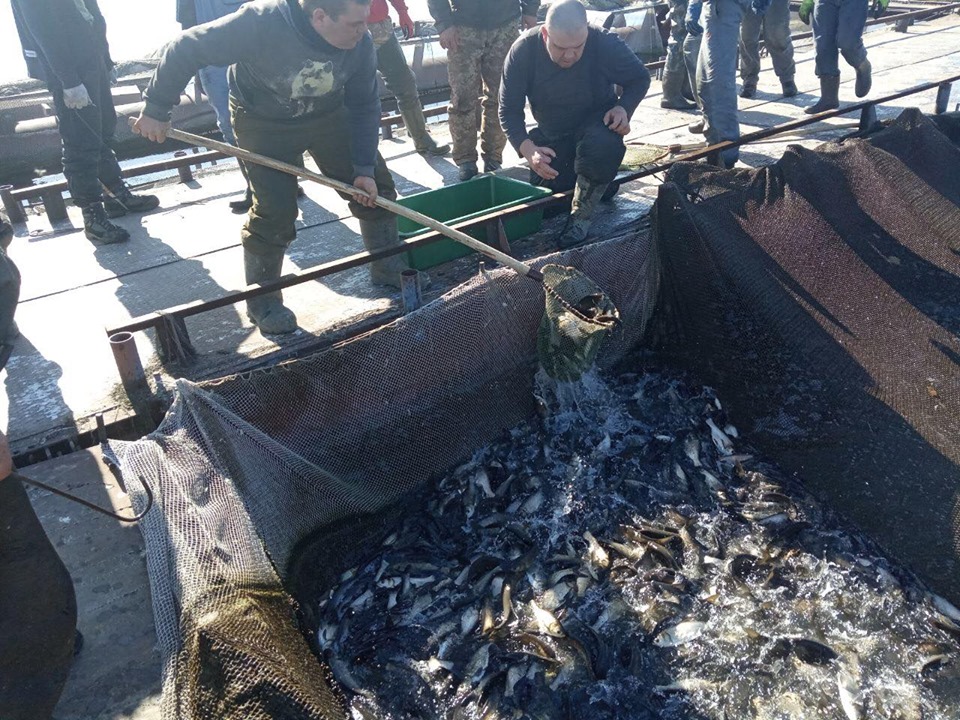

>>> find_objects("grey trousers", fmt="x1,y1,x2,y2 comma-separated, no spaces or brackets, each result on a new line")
812,0,869,77
372,20,433,150
739,0,796,85
664,0,705,104
698,0,745,167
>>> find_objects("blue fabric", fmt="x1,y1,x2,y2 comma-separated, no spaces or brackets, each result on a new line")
697,0,744,167
686,1,703,34
812,0,868,77
198,65,234,143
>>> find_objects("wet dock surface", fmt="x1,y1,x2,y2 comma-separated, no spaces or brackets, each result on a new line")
1,13,957,718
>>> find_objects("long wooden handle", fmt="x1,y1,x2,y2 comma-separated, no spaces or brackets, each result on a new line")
164,127,540,280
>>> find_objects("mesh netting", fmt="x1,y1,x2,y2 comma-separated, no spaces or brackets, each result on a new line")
110,231,658,720
652,108,960,604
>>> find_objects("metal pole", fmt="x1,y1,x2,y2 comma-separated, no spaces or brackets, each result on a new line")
935,82,953,114
41,189,68,223
175,151,194,183
400,269,423,312
108,331,155,433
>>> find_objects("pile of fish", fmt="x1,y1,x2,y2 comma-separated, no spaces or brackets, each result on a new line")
313,369,960,719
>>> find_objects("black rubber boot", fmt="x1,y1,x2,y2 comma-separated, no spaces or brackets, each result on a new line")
558,176,608,249
103,185,160,218
804,75,841,114
458,162,479,182
229,188,253,214
244,248,298,335
359,217,430,290
82,204,130,244
416,137,451,157
855,59,872,98
739,82,757,99
688,117,706,134
781,78,798,97
482,158,502,174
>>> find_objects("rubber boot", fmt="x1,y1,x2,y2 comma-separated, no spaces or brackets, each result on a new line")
482,157,501,174
82,203,129,244
855,59,872,98
739,81,757,99
458,162,479,182
688,116,706,134
400,100,450,156
103,185,160,218
359,216,430,290
804,75,841,115
244,248,298,335
661,52,698,109
781,78,798,97
558,176,608,249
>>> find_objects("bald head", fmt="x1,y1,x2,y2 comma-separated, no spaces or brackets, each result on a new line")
545,0,588,35
542,0,589,69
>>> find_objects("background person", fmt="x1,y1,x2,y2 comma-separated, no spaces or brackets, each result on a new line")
428,0,540,182
11,0,160,245
499,0,651,248
368,0,450,156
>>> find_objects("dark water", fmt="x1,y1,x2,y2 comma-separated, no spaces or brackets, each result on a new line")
314,366,960,719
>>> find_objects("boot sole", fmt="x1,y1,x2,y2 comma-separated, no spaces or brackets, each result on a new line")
104,202,161,219
84,230,129,244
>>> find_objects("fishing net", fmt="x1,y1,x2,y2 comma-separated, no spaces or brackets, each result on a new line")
109,231,658,720
652,107,960,604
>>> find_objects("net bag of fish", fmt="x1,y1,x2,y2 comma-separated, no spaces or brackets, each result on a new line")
109,108,960,719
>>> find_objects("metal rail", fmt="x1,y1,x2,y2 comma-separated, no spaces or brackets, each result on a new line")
5,0,956,223
105,72,958,360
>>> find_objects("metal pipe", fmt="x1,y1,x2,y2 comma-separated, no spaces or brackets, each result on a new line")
0,185,26,224
400,269,423,312
174,151,194,183
109,331,154,430
41,188,68,223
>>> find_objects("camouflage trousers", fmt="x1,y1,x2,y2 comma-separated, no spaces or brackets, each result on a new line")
447,20,519,166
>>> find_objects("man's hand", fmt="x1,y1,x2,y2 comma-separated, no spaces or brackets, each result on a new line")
439,26,460,52
520,140,558,181
798,0,814,25
397,10,416,39
871,0,889,19
131,114,171,143
63,84,92,110
352,176,379,208
521,14,538,29
0,430,12,482
603,105,630,136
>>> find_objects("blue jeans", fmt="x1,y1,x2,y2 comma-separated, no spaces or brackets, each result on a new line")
698,0,746,167
198,65,234,144
812,0,868,77
740,0,795,84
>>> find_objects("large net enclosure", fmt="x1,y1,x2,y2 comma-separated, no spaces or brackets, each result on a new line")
109,108,960,719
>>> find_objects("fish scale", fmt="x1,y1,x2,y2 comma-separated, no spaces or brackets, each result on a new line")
313,369,960,719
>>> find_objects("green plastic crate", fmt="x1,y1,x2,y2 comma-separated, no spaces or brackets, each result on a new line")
396,175,551,270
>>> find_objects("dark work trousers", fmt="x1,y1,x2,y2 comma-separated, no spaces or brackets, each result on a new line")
527,117,627,192
232,103,398,257
0,475,78,720
47,61,125,208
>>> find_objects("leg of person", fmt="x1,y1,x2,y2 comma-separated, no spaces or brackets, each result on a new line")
92,65,160,220
558,118,626,248
199,64,253,212
662,0,698,109
478,21,519,173
0,475,78,720
48,69,129,244
447,26,485,179
764,0,797,96
697,0,744,167
683,31,705,131
234,107,304,334
837,0,870,96
806,0,842,113
306,108,429,290
376,32,449,156
738,10,763,98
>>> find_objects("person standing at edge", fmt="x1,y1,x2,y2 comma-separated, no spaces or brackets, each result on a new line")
660,0,698,110
738,0,797,99
499,0,651,248
133,0,428,336
11,0,161,245
368,0,450,156
696,0,771,168
800,0,878,114
428,0,540,182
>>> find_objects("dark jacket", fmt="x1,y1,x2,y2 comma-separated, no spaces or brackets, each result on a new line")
143,0,382,179
11,0,112,87
499,25,651,151
427,0,540,33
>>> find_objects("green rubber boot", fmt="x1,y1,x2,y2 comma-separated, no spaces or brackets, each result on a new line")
244,248,298,335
